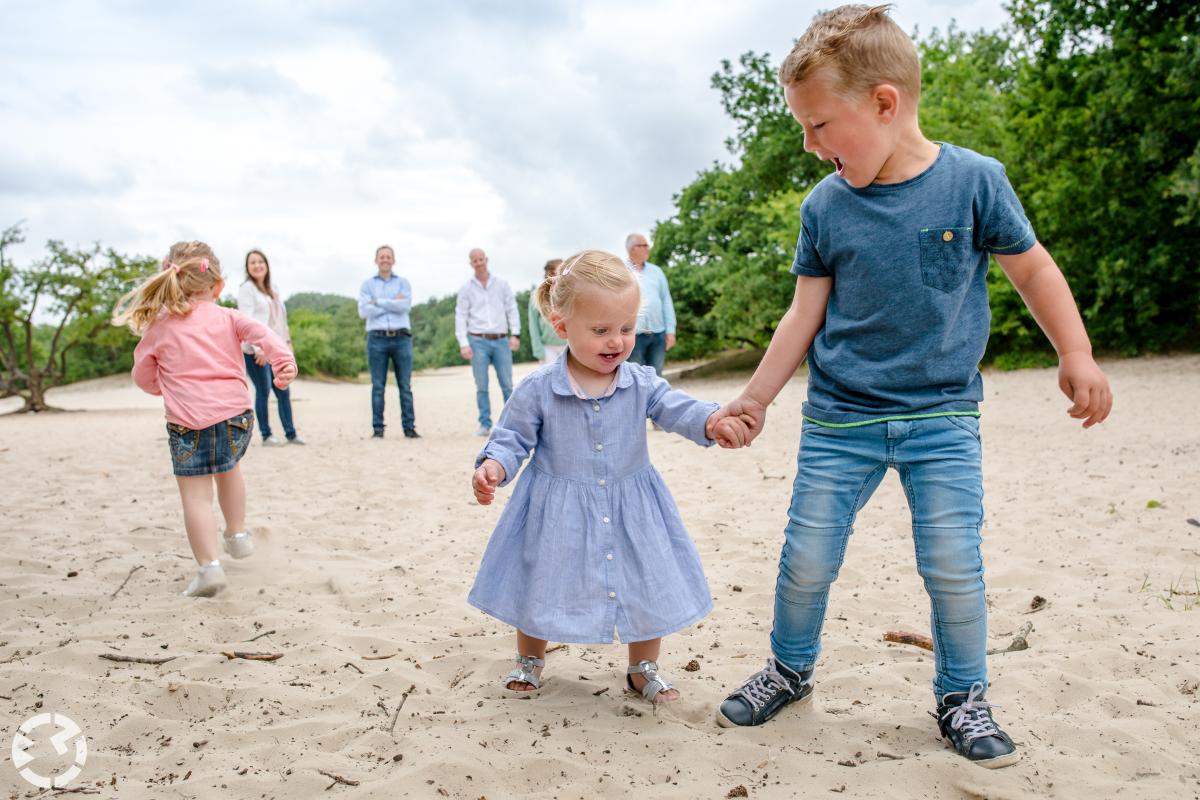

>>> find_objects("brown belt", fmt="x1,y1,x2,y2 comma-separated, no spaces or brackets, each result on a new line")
469,332,506,340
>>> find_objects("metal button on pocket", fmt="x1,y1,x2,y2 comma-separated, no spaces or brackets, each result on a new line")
942,230,954,242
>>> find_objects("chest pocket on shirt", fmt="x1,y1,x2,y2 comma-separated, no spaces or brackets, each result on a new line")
918,226,974,293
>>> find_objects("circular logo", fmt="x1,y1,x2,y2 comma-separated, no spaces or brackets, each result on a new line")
11,712,88,789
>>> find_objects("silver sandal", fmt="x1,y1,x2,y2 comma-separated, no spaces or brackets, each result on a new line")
503,654,545,692
626,659,676,703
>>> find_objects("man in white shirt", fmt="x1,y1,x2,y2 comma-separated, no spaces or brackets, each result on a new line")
454,248,520,436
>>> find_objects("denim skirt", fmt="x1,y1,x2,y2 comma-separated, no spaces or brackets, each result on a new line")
166,410,254,477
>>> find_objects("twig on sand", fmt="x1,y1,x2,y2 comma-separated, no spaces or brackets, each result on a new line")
448,669,473,690
221,651,283,662
883,631,934,652
110,565,144,599
987,622,1033,655
342,661,364,674
317,769,359,789
244,629,276,643
99,653,176,665
389,684,416,738
362,652,398,661
33,786,101,796
546,643,567,654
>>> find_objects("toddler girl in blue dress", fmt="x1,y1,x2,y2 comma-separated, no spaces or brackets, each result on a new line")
469,249,747,703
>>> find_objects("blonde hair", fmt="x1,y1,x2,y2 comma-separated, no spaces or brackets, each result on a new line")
112,241,224,334
534,249,637,322
778,4,920,102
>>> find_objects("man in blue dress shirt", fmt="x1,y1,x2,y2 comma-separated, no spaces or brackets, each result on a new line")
624,232,677,377
358,245,418,439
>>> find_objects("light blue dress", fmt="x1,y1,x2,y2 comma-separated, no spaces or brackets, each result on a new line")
468,353,717,644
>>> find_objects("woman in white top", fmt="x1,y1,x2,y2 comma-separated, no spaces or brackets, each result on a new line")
238,249,303,445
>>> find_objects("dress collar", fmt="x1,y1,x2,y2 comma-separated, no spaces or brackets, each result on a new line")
548,348,634,398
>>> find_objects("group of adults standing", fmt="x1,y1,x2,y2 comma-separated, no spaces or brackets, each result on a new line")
239,234,678,443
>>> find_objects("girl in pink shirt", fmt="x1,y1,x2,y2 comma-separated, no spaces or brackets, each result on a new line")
113,241,297,598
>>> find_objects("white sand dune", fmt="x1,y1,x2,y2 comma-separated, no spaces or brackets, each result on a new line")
1,355,1197,799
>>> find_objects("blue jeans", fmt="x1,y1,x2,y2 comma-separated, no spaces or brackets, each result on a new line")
628,331,667,377
368,333,415,432
243,354,296,440
469,335,513,428
771,415,987,699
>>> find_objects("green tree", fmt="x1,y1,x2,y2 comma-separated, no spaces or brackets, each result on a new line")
1003,0,1200,352
0,223,150,411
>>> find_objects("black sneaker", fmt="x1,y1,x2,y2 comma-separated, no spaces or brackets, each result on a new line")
934,683,1020,768
716,658,814,727
403,428,421,439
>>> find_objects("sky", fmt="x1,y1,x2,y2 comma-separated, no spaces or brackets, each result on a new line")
1,0,1011,304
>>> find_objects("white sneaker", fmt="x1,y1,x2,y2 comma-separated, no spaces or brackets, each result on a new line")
262,435,285,447
287,435,306,445
475,425,492,437
222,531,255,559
182,561,226,598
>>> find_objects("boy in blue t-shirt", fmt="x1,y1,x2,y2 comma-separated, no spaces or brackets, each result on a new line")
712,4,1112,768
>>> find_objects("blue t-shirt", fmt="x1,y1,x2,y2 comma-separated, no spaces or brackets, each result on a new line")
791,143,1035,425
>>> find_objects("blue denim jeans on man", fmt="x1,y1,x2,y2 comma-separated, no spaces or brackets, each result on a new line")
771,414,987,699
628,330,667,377
243,354,295,440
368,332,415,433
470,334,513,429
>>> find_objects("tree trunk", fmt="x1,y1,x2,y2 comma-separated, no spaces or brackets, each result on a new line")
19,370,53,412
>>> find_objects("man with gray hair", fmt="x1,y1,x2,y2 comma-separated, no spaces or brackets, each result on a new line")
624,232,676,377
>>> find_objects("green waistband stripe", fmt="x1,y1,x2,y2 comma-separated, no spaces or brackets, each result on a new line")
802,411,981,428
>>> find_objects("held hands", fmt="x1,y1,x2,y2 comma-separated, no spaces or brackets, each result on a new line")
705,413,753,448
473,458,506,505
1058,351,1113,428
274,362,298,389
707,393,768,449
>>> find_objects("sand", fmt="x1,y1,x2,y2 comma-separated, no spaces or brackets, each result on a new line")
1,355,1198,799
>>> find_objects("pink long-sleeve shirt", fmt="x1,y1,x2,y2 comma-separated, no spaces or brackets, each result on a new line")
132,300,297,430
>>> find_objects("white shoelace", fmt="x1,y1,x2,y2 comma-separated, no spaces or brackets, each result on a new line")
732,658,798,711
941,682,1001,741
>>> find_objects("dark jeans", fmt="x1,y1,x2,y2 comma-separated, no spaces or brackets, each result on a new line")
243,354,296,440
628,331,667,377
368,332,415,432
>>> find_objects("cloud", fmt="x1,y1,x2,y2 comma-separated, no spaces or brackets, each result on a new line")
1,0,1012,302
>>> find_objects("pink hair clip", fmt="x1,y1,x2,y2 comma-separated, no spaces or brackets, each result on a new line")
161,258,180,273
560,254,584,277
199,258,208,273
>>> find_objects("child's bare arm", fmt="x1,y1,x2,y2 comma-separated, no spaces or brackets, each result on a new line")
715,276,831,443
995,243,1112,427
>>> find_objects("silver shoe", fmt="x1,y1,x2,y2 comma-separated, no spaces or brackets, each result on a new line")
286,435,306,445
262,435,284,447
222,531,255,559
182,562,226,598
502,654,545,692
626,659,676,703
